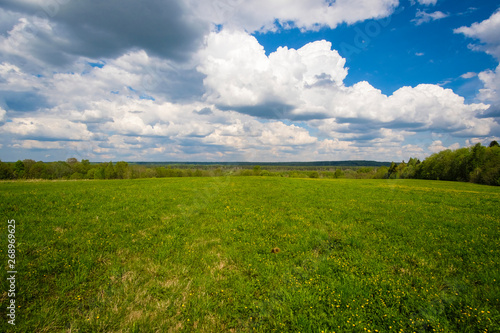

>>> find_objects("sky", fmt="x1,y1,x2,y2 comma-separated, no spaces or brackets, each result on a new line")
0,0,499,163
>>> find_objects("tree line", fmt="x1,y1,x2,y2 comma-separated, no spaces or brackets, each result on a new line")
0,158,213,180
0,141,499,185
381,141,500,186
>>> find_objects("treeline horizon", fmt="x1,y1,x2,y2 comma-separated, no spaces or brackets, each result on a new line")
0,141,499,186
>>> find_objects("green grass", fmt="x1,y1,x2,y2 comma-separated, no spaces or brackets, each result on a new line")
1,177,499,332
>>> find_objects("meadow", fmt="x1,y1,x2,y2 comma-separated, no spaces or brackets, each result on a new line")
0,177,499,332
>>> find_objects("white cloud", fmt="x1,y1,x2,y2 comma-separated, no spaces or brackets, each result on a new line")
478,65,500,103
11,140,65,150
0,3,498,162
0,0,401,72
1,0,208,65
191,0,399,32
402,144,425,158
454,10,500,60
198,30,490,137
2,117,93,141
428,140,460,153
198,30,347,118
417,0,437,5
0,106,5,122
412,10,448,25
258,122,317,146
461,72,477,79
455,11,500,104
385,84,489,133
0,60,46,94
316,139,352,152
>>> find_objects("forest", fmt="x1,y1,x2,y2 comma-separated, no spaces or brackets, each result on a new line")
0,141,499,186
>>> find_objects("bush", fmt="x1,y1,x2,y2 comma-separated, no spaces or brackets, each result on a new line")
373,166,388,179
238,170,253,176
70,172,84,180
309,171,319,178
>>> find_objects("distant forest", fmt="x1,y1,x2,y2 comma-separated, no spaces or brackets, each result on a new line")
1,141,499,186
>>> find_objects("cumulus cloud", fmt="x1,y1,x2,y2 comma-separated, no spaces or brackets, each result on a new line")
0,1,498,162
477,65,500,103
428,140,460,153
0,0,208,69
384,85,489,133
198,30,347,119
198,30,491,138
11,140,65,150
2,117,93,141
0,0,402,71
455,10,500,104
454,10,500,60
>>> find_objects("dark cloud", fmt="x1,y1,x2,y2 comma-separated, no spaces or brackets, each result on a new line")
291,112,330,121
0,8,22,34
178,138,236,155
218,102,297,120
336,117,431,132
479,104,500,118
218,102,333,121
13,135,77,142
82,117,114,125
157,67,205,102
2,0,208,63
0,90,50,111
122,137,143,145
194,107,213,115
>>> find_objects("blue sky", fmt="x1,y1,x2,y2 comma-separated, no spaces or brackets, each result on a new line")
255,0,498,99
0,0,499,162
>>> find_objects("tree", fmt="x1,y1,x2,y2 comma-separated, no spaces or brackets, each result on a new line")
70,172,84,179
86,168,96,179
48,161,73,179
387,162,398,179
66,158,80,174
470,143,486,180
94,167,105,179
79,159,91,174
104,162,116,179
489,140,499,148
395,161,407,179
334,169,344,178
29,161,47,179
0,161,14,179
13,160,25,179
373,166,388,179
407,157,420,166
115,161,129,179
66,157,78,165
22,159,36,177
309,171,319,178
479,145,500,185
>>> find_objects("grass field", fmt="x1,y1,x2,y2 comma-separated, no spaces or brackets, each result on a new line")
1,177,499,332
